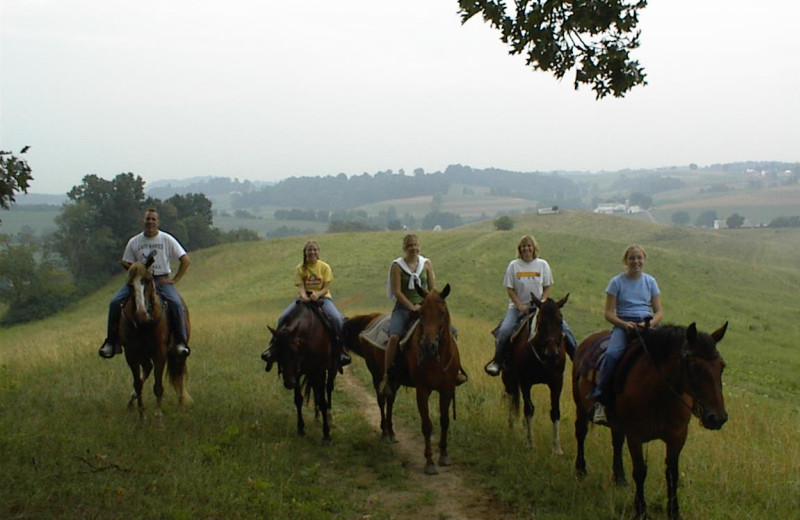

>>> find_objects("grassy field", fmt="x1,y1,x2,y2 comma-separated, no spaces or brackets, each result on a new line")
1,212,799,519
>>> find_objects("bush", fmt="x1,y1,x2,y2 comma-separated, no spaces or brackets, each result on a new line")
494,216,514,230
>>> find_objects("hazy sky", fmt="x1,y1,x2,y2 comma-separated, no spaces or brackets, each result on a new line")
2,0,799,195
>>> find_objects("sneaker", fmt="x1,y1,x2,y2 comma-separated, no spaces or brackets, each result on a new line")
592,403,608,425
456,370,468,386
484,360,501,377
261,348,274,363
172,343,191,357
339,351,352,367
98,339,120,359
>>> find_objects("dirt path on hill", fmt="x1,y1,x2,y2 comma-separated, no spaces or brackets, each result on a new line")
337,372,512,520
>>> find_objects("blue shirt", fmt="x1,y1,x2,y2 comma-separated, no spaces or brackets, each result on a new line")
605,272,660,320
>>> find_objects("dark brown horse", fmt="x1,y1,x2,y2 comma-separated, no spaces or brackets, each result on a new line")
572,322,728,520
500,294,569,453
267,301,337,442
341,312,399,442
120,253,192,422
342,284,462,474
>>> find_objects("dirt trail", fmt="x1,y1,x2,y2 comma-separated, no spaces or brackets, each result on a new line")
337,372,511,520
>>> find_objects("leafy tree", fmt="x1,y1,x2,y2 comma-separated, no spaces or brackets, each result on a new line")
671,211,690,226
458,0,648,98
0,235,75,325
726,213,745,229
494,215,515,230
629,191,652,209
695,210,717,228
55,173,146,289
0,146,34,221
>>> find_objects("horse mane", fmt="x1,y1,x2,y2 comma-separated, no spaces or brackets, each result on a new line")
627,324,687,366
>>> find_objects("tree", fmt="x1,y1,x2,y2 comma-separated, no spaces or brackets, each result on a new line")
671,211,690,226
629,191,652,209
0,146,34,221
458,0,648,98
494,215,515,230
0,235,75,325
726,213,745,229
695,210,717,228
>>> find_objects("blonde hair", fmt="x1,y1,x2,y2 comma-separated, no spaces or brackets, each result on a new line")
622,244,647,262
517,235,539,259
302,241,320,267
402,234,419,248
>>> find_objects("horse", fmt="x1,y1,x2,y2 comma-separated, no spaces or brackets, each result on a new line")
499,294,569,453
342,284,462,474
340,312,398,443
119,252,192,422
267,301,337,442
572,322,728,520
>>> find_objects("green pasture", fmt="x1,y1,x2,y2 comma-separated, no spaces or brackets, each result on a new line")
1,212,799,519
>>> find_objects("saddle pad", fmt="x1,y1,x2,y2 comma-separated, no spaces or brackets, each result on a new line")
358,314,419,351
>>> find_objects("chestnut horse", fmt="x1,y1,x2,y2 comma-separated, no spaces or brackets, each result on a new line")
500,294,569,453
120,252,192,422
267,301,336,442
572,322,728,520
342,284,462,474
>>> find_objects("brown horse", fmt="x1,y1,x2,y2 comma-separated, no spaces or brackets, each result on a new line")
120,253,192,422
500,294,569,453
267,301,337,442
341,312,399,442
342,284,462,474
572,322,728,520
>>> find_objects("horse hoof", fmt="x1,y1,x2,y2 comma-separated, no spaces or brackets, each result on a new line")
321,437,332,446
297,430,306,438
438,455,452,467
424,464,439,475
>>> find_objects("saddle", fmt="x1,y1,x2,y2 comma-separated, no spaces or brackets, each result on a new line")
303,300,338,343
581,331,646,399
358,314,419,352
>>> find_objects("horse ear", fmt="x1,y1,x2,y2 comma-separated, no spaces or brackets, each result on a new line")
415,282,428,299
686,322,698,342
557,293,569,308
440,283,450,300
267,325,278,336
711,321,728,343
530,292,542,307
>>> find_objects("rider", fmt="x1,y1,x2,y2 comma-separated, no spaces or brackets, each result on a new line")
591,244,663,424
378,234,466,397
262,241,350,371
98,208,191,358
485,235,577,376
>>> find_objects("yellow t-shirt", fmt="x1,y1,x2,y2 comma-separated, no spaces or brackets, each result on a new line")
295,260,333,298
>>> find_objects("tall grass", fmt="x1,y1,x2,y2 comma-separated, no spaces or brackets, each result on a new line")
1,211,798,519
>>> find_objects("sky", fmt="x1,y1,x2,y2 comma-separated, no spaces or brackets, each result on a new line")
2,0,799,195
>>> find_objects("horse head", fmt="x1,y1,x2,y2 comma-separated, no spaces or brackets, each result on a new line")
125,257,161,325
267,324,301,390
531,293,569,364
415,283,451,359
682,321,728,430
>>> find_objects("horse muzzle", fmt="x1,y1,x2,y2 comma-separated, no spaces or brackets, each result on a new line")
695,402,728,430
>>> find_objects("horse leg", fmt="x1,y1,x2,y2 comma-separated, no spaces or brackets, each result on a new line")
665,435,687,520
128,362,146,423
294,385,305,437
626,437,648,519
326,369,335,425
316,379,331,443
574,398,589,478
152,355,166,419
522,384,535,450
612,429,628,486
437,389,453,467
415,387,436,475
548,378,564,455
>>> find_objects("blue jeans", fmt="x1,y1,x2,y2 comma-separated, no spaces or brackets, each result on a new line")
592,315,649,399
495,307,577,359
106,282,188,344
388,301,458,339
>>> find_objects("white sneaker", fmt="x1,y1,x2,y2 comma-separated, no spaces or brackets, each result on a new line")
592,403,608,425
484,361,501,376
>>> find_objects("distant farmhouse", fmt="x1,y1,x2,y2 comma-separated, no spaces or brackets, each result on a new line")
593,200,645,214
